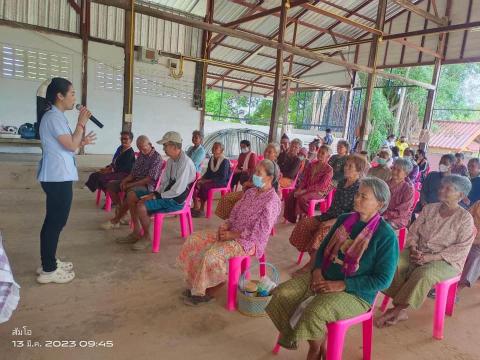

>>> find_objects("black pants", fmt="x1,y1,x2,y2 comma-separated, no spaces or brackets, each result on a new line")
40,181,73,272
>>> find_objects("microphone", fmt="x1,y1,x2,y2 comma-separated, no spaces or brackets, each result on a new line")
75,104,104,128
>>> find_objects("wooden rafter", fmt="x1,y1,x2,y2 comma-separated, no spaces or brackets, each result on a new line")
383,20,480,40
460,0,473,59
391,0,447,26
236,0,375,92
209,0,322,88
301,3,383,36
67,0,81,13
418,0,432,63
316,0,375,23
224,0,312,27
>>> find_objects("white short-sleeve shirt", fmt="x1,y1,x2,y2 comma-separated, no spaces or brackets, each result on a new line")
37,106,78,182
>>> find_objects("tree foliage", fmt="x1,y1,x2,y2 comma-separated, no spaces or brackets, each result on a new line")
205,63,480,155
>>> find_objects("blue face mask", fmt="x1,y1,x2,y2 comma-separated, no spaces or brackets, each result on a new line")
376,158,387,165
252,174,264,188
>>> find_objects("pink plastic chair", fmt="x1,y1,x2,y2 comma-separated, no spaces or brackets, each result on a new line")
96,151,142,210
226,253,267,311
151,178,198,253
296,188,336,264
281,172,300,200
273,295,379,359
98,159,166,213
397,190,420,251
96,189,117,213
307,188,336,217
379,275,461,340
296,251,305,265
205,164,236,219
230,159,238,169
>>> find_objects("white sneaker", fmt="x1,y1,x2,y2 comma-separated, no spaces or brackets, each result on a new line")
100,221,120,230
36,268,75,284
36,259,73,275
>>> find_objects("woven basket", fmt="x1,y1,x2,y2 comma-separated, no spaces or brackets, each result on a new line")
237,262,279,317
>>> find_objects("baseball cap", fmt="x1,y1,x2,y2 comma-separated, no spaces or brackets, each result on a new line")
157,131,183,145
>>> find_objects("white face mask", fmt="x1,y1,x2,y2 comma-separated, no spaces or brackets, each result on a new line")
241,147,249,154
298,156,306,161
439,164,449,173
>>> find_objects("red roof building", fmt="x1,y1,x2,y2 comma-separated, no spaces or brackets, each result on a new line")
415,120,480,155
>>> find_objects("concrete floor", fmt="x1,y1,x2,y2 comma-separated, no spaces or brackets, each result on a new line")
0,155,479,360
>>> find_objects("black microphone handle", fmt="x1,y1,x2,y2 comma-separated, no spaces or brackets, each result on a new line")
89,115,104,128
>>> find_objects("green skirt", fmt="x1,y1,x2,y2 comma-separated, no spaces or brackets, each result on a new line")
266,273,370,350
383,250,458,309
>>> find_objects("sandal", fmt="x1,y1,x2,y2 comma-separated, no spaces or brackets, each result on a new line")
100,221,120,230
183,295,215,306
385,310,409,327
181,289,192,298
37,268,75,284
116,233,140,244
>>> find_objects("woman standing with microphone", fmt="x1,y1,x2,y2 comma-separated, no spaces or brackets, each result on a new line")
36,77,96,284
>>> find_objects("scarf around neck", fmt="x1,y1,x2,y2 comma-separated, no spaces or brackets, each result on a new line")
209,155,225,173
322,212,381,276
241,151,252,171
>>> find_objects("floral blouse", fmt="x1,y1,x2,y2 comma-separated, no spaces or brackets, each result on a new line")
315,179,360,222
407,203,475,272
227,188,281,258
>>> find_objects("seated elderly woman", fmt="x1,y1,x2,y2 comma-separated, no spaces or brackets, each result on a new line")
383,158,415,230
415,149,429,183
191,142,231,218
463,158,480,208
376,175,475,328
215,143,280,220
278,138,302,188
186,130,206,173
85,131,136,194
290,154,367,275
403,148,419,183
267,177,398,357
414,153,455,216
307,139,320,161
458,200,480,293
284,145,333,223
177,160,281,306
328,140,350,186
452,152,469,177
231,140,257,189
368,149,392,182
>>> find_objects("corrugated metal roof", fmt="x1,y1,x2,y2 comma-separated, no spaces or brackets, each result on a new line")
2,0,480,96
428,121,480,151
89,2,202,57
0,0,79,32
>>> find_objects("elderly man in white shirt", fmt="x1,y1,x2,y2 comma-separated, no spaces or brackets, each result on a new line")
119,131,196,251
